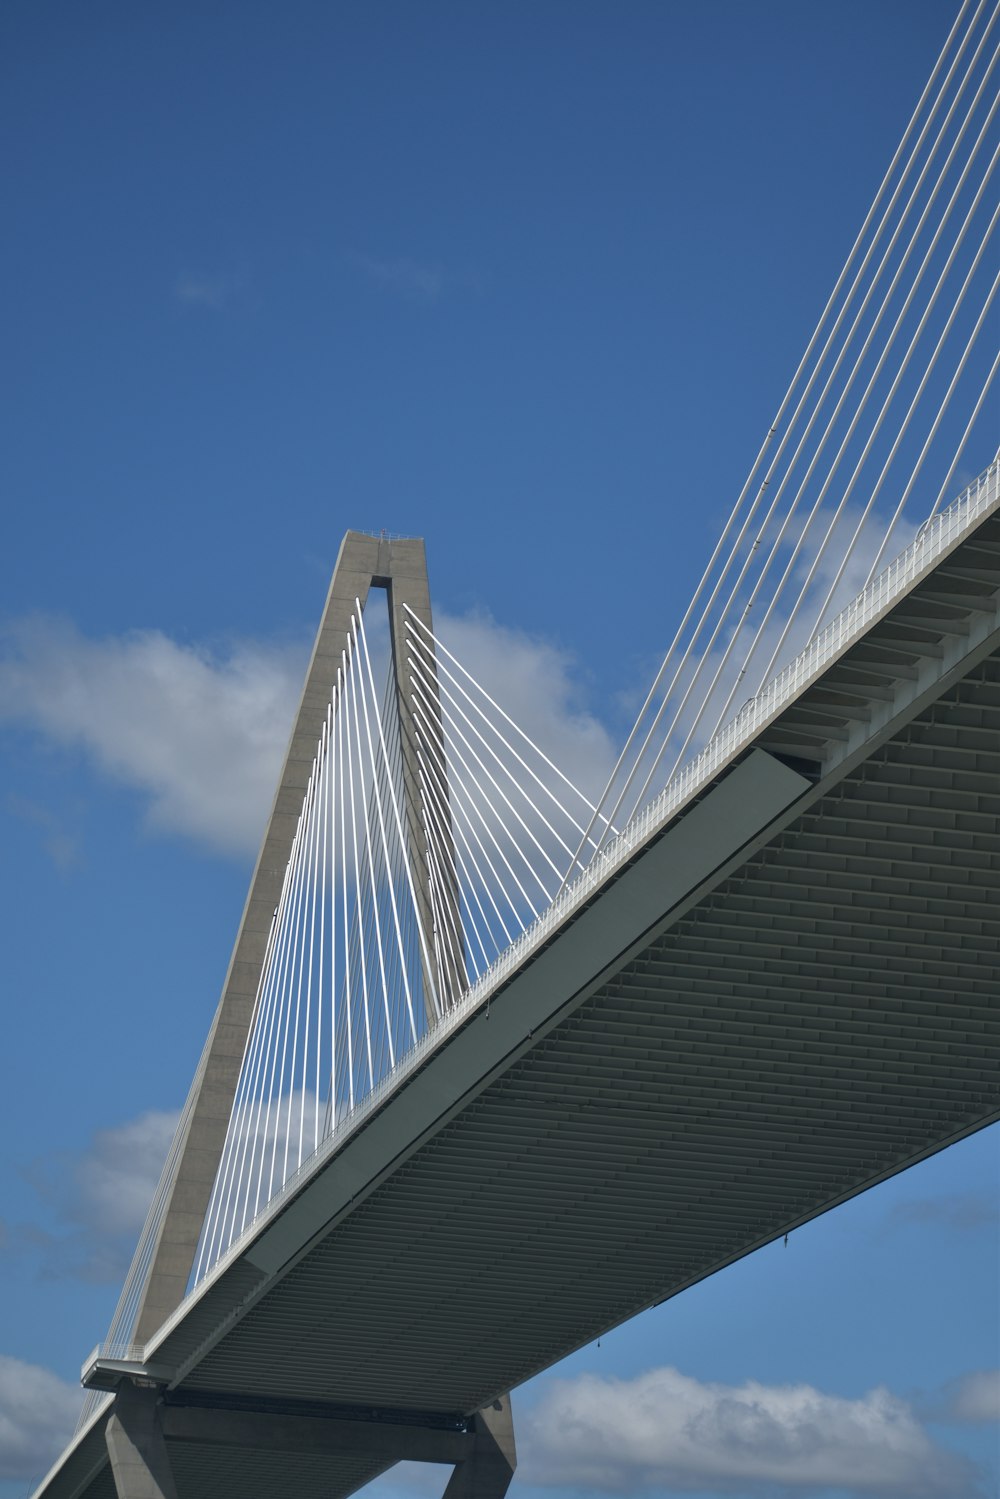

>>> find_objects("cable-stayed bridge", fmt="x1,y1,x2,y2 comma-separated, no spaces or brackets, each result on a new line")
31,4,999,1496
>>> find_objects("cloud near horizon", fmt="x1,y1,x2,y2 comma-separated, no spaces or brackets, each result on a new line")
5,1108,180,1284
922,1369,1000,1426
0,609,616,862
0,615,306,858
518,1365,982,1497
886,1191,999,1233
0,1355,81,1480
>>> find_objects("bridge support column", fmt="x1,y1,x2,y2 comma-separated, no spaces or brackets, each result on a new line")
141,1389,515,1497
442,1396,516,1499
105,1383,178,1499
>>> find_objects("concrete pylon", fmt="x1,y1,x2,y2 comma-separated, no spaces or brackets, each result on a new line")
105,1385,177,1499
441,1397,517,1499
381,538,467,1013
102,1387,516,1498
130,532,463,1348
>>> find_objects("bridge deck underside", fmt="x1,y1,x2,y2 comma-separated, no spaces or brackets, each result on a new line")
174,655,1000,1430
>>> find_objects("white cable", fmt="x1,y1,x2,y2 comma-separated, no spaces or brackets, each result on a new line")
421,779,473,982
394,644,469,1007
316,703,332,1154
352,632,398,1067
406,628,587,865
264,755,320,1205
356,609,423,1045
419,770,474,990
341,641,375,1094
415,701,542,930
928,341,1000,519
564,0,988,872
590,4,999,836
642,35,1000,800
197,893,283,1276
283,738,323,1180
243,796,312,1230
345,621,396,1077
295,722,328,1170
215,836,300,1259
409,651,569,888
266,753,322,1199
235,812,303,1236
814,204,1000,627
325,700,337,1139
405,609,614,833
334,664,354,1114
377,674,425,1024
410,680,548,914
720,131,1000,727
415,715,517,946
417,739,510,961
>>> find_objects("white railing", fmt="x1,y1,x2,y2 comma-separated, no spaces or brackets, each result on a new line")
80,1341,144,1378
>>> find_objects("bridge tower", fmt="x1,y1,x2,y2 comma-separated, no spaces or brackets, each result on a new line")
103,534,508,1499
133,532,457,1346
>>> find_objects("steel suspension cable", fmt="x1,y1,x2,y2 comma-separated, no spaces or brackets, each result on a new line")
708,128,1000,740
566,0,996,857
409,677,547,914
805,201,1000,642
625,21,1000,811
407,650,570,888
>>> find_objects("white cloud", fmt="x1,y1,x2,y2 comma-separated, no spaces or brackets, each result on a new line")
0,616,306,857
520,1366,979,1497
436,608,618,806
201,1090,324,1269
888,1193,999,1232
5,792,81,871
362,1461,450,1497
71,1110,181,1240
0,1355,81,1480
634,497,920,794
929,1370,1000,1425
12,1108,180,1283
0,609,616,866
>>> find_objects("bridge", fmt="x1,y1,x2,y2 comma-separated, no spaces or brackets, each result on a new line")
30,5,999,1497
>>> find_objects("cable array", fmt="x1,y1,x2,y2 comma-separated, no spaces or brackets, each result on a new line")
405,606,614,988
193,603,433,1278
572,0,1000,868
185,597,602,1279
75,1086,197,1430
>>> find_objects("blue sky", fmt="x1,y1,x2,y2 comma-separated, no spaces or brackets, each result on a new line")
0,2,997,1495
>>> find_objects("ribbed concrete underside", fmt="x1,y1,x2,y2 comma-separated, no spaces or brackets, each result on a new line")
178,649,1000,1418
